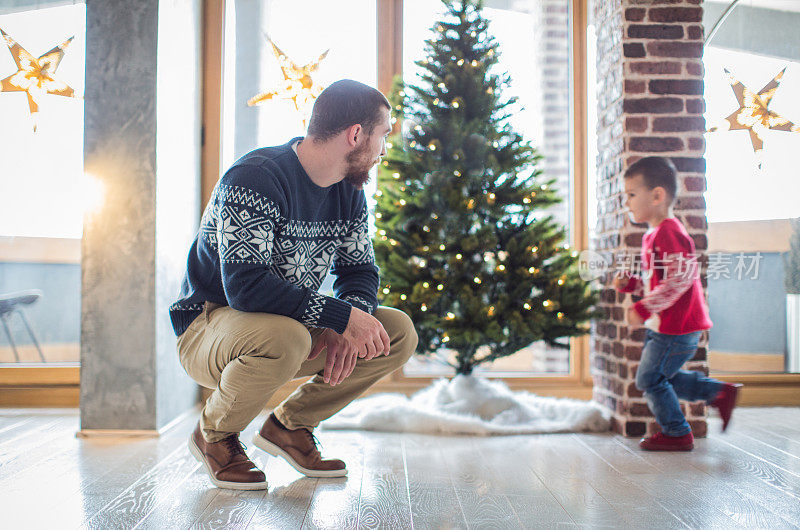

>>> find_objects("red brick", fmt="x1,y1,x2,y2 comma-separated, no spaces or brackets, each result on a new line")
690,420,707,438
624,420,647,437
630,61,682,75
625,8,646,22
624,43,646,58
676,196,706,210
618,363,629,379
686,62,704,77
628,24,684,39
672,157,706,173
648,7,702,23
692,234,708,250
649,79,704,95
646,41,703,58
625,80,646,94
624,345,642,361
694,346,707,361
629,402,653,417
629,136,684,152
689,402,706,416
625,116,648,133
652,117,706,132
688,137,705,151
687,25,704,40
631,328,647,342
685,98,705,113
684,214,707,229
624,232,643,247
627,381,643,398
623,97,683,114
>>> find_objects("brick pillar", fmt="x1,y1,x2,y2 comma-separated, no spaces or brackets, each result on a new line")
592,0,710,438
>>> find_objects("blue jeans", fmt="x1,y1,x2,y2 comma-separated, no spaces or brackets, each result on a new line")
636,329,723,436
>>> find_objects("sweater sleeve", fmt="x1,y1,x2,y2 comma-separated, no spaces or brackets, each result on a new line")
212,167,352,333
617,275,644,296
330,194,380,314
632,224,697,321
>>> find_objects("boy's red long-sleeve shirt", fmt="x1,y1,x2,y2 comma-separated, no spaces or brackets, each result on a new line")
618,217,713,335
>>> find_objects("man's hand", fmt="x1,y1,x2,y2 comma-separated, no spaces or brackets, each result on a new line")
308,329,358,386
627,306,644,326
342,307,391,361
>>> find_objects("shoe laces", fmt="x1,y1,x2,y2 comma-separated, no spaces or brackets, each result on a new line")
220,435,246,457
303,429,323,455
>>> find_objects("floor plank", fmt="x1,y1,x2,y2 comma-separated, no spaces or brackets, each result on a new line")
403,434,467,528
357,431,413,529
301,430,365,530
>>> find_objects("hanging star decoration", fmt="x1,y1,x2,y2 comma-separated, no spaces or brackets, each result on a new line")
708,67,799,167
247,35,329,126
0,28,79,132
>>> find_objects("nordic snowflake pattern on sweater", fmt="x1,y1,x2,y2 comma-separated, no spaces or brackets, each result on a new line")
170,142,380,336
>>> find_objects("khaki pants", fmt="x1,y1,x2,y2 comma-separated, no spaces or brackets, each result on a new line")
177,302,417,442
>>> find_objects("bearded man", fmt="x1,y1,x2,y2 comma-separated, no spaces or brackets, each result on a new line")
169,79,417,490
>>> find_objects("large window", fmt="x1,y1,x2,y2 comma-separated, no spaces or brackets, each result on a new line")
0,2,84,366
703,0,800,374
205,0,591,389
400,0,575,376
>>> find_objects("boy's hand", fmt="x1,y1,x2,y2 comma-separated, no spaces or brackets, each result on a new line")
613,272,631,291
627,306,644,326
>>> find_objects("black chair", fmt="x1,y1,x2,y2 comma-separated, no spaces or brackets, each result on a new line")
0,290,45,362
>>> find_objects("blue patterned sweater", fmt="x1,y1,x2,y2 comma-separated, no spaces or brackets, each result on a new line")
169,138,379,336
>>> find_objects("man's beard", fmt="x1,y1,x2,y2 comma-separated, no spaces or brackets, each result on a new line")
344,141,376,188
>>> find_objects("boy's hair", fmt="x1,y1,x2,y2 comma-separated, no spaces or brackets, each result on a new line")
307,79,391,142
624,156,678,203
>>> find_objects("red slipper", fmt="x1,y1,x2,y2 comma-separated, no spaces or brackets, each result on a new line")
639,432,694,451
711,383,743,432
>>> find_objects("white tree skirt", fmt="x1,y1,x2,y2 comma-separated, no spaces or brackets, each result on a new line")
320,375,611,435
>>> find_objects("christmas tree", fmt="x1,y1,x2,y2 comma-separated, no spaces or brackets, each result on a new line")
374,0,598,376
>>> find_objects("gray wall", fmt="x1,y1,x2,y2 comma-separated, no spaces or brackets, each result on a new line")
81,0,201,431
708,252,787,354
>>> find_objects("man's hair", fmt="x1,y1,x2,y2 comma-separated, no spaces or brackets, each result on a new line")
624,156,678,203
307,79,391,142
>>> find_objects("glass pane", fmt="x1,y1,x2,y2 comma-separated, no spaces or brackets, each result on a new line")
0,3,84,366
401,0,573,377
703,0,800,373
220,0,377,171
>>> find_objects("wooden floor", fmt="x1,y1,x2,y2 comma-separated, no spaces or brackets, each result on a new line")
1,408,799,529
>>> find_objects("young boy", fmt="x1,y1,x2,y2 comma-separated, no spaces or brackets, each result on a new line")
614,156,740,451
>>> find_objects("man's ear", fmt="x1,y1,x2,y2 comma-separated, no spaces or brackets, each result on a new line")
345,123,363,147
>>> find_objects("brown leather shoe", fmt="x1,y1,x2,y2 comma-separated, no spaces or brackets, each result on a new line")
188,422,268,490
252,414,346,477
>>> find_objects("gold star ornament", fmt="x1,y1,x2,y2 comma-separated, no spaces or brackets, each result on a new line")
708,67,800,166
0,28,79,131
247,35,329,125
